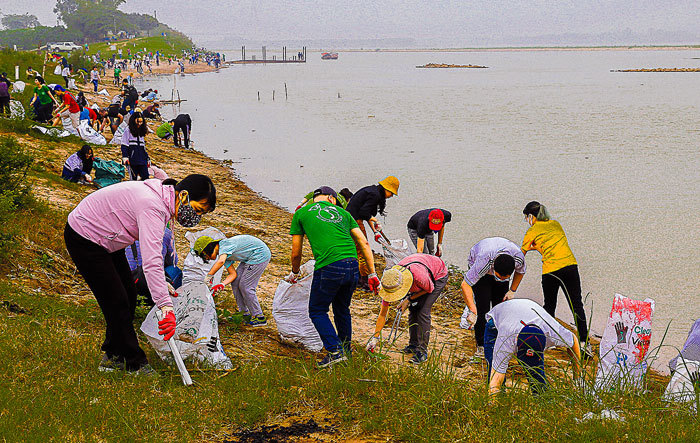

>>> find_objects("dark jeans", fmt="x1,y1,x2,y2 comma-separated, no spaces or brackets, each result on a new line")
0,96,9,115
64,223,148,370
92,79,99,92
408,275,448,352
484,319,547,393
473,275,509,346
34,101,53,122
173,124,190,149
128,164,149,181
308,258,359,354
542,264,588,343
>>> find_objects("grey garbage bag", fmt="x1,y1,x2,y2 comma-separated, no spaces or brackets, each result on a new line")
272,260,323,352
140,281,232,368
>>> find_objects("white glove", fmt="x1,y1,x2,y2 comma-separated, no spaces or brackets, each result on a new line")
285,271,299,284
366,336,380,352
122,157,129,165
167,282,177,297
203,274,214,287
436,243,443,257
84,173,92,182
374,221,382,232
464,311,477,330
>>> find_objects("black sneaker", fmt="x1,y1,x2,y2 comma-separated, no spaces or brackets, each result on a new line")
98,354,125,372
317,351,348,369
401,345,417,354
128,363,158,377
409,350,428,365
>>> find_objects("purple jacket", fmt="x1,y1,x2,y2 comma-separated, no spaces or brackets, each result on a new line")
67,179,176,308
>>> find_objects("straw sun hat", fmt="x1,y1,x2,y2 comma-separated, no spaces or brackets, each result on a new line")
378,265,414,302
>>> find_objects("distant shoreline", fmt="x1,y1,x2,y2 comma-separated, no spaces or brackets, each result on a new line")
340,45,700,53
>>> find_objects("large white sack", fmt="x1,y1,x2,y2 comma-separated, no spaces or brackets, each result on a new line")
97,89,109,96
182,227,226,286
109,121,128,145
140,281,232,368
9,100,25,119
53,65,62,75
78,120,107,145
61,115,79,136
12,81,25,93
272,260,323,352
662,359,699,412
594,293,655,392
32,125,71,137
67,78,77,90
382,238,412,268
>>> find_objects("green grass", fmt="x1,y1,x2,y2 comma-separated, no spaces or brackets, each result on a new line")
83,35,194,59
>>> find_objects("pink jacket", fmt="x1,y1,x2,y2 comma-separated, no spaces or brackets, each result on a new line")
68,179,176,308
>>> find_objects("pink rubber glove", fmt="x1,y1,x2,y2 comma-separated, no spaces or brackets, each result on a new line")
158,311,176,341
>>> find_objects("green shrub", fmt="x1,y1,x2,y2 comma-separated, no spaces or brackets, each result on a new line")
0,136,34,208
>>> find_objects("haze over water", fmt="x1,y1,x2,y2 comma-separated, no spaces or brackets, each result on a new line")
141,49,700,370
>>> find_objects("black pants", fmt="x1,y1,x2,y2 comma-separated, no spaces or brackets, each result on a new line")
473,275,509,346
173,123,190,149
64,223,148,370
129,164,149,181
0,96,9,115
542,264,588,343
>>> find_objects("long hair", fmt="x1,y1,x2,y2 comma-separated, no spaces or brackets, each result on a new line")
376,184,388,216
77,145,93,174
128,112,148,138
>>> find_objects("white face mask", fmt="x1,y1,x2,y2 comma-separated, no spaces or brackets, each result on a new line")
493,273,509,282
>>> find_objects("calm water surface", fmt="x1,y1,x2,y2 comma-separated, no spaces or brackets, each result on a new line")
139,49,700,370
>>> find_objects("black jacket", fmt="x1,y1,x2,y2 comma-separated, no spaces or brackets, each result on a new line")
346,185,384,221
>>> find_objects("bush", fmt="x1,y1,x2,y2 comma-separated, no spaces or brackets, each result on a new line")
0,136,34,208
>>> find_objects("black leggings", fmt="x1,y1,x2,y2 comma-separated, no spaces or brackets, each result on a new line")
473,275,509,346
542,264,588,343
64,223,148,370
173,123,190,149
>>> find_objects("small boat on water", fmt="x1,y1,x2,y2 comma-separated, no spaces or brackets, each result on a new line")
321,52,338,60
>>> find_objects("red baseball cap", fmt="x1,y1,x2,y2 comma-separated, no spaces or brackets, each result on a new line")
428,209,444,231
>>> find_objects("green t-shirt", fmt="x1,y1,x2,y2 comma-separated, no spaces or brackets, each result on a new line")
302,191,348,209
34,85,52,105
114,67,121,77
156,122,174,138
290,200,359,270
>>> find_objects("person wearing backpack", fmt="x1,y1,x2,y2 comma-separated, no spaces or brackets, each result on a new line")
365,253,448,364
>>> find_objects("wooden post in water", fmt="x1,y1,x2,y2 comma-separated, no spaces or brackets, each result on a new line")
284,82,288,100
257,91,260,101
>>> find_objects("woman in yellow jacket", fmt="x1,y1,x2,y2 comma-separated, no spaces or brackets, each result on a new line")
521,201,589,348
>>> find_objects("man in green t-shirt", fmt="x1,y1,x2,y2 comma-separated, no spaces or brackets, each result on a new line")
288,186,379,368
156,120,174,140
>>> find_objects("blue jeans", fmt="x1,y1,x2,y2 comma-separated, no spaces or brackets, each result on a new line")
92,79,99,92
308,258,359,354
484,319,547,393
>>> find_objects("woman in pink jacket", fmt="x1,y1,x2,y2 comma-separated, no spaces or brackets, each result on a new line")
64,174,216,374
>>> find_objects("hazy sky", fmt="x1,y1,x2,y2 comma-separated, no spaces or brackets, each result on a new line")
1,0,698,45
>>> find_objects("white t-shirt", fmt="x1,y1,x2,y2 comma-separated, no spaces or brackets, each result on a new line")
61,67,70,77
486,299,575,374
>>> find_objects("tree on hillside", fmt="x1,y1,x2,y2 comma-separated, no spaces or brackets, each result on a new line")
54,0,125,24
1,14,40,30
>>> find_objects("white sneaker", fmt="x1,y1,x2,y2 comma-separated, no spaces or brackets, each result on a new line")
469,346,485,363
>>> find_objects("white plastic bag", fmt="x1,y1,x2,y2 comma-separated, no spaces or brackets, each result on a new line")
140,281,232,368
109,121,128,145
98,89,109,96
12,81,25,93
61,115,79,136
381,238,412,268
662,359,699,412
9,100,25,119
182,227,226,286
53,65,62,75
67,78,76,90
32,125,71,137
594,293,655,392
78,120,107,145
272,260,323,352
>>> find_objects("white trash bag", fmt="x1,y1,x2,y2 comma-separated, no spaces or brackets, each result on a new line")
662,359,700,412
594,293,655,392
12,81,25,93
61,115,79,136
32,125,71,137
140,281,233,368
182,227,226,286
109,121,128,145
9,100,25,119
98,89,110,96
53,65,62,75
67,78,77,90
78,120,107,145
381,238,412,268
272,260,323,352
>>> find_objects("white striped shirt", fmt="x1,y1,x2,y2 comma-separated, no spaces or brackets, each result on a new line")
463,237,526,286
